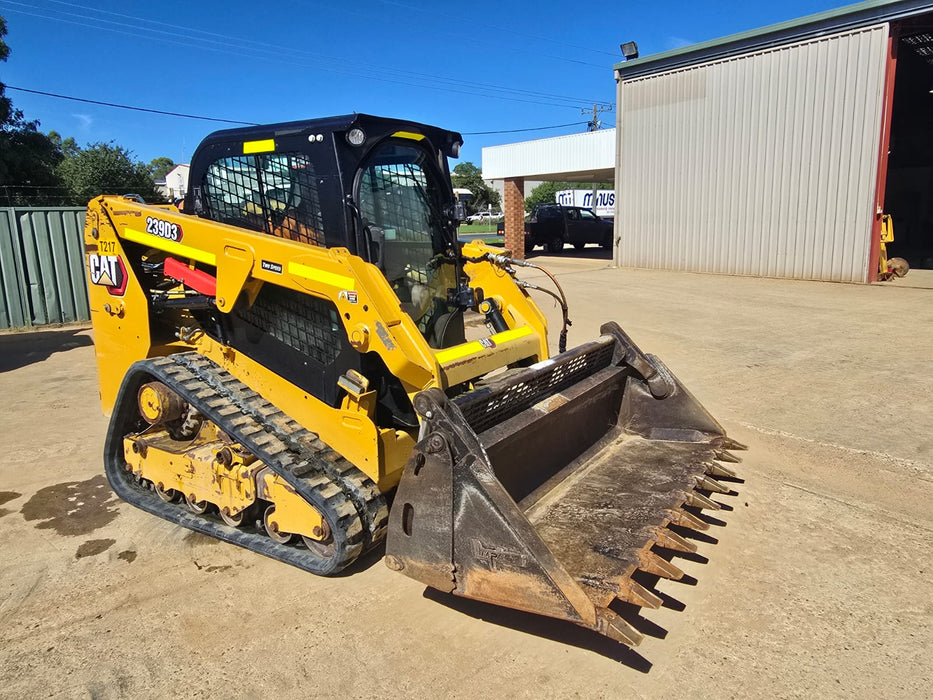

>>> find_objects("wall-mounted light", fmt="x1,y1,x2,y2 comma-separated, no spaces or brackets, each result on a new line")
620,41,639,60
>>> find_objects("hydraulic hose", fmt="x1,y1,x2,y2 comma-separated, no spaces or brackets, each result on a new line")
467,252,572,353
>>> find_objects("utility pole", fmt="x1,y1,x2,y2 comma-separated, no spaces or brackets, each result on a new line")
582,103,612,132
582,104,613,212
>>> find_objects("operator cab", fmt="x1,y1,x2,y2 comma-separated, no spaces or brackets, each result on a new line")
185,114,467,349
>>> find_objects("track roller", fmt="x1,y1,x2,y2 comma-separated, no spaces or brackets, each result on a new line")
263,506,295,544
154,482,180,503
106,354,367,577
185,494,210,514
220,505,253,528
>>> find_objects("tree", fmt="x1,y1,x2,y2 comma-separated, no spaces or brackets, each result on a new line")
148,157,175,181
48,131,79,158
57,142,164,205
451,162,501,215
0,16,66,205
0,16,10,126
525,181,613,212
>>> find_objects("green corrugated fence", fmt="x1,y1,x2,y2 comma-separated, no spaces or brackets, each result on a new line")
0,207,89,329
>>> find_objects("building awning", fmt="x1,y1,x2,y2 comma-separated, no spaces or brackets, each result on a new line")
481,129,615,182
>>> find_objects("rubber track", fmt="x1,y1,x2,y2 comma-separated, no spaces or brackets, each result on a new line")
172,353,389,551
103,354,381,574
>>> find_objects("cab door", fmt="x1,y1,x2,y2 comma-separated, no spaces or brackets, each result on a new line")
577,208,602,243
564,207,583,245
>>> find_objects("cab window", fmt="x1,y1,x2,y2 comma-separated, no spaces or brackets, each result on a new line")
357,141,458,345
201,153,325,246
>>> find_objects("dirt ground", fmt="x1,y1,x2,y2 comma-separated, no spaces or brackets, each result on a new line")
1,255,931,698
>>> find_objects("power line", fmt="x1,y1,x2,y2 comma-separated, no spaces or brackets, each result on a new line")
5,85,604,139
462,121,592,135
4,86,258,125
6,1,611,109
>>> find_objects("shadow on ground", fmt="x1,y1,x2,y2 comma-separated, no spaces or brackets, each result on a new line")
0,327,93,373
422,587,657,671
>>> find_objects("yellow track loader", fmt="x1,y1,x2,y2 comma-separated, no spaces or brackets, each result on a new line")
85,114,742,647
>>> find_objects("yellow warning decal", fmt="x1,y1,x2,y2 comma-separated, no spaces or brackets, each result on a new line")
288,262,356,291
243,138,275,154
435,326,534,365
123,228,217,266
391,131,426,141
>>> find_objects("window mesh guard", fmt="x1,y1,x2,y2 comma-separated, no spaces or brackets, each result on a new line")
202,153,325,246
359,161,436,285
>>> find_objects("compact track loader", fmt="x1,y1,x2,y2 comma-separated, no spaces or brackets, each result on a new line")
86,114,743,646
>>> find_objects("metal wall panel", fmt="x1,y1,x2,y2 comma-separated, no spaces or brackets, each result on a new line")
0,209,29,329
614,24,888,282
0,207,89,329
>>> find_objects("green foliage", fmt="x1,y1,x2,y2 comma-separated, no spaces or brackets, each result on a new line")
48,131,79,157
0,16,12,126
0,15,66,206
451,161,501,215
524,182,563,212
56,142,165,205
0,119,64,205
149,157,175,180
524,181,614,212
0,16,170,206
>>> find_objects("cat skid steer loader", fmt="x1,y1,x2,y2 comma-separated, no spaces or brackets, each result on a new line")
86,114,742,647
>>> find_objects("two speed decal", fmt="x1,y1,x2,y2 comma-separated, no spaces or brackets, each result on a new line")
145,216,183,242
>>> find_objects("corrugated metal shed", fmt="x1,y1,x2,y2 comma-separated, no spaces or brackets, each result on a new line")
0,208,89,329
482,129,615,182
616,0,931,78
615,24,890,282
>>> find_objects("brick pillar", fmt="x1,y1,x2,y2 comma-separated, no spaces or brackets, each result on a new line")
503,177,525,260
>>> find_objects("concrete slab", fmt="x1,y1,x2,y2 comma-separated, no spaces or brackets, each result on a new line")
1,262,931,698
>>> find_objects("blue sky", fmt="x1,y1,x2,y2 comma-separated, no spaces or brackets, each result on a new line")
2,0,854,168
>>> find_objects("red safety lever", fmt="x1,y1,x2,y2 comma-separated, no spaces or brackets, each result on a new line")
163,257,217,297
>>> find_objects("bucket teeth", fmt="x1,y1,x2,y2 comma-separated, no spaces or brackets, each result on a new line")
715,449,742,464
617,579,663,609
707,462,738,479
639,550,685,580
722,437,748,451
684,490,721,510
696,475,730,494
654,528,698,553
596,609,644,647
669,508,710,531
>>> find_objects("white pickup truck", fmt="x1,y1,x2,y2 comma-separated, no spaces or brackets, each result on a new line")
465,211,502,224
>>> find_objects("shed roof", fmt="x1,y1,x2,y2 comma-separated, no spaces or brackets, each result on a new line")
615,0,933,79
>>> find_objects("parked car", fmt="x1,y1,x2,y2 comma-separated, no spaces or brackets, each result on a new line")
496,204,613,254
465,211,501,224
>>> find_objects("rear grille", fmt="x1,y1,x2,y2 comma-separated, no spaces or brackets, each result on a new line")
235,285,341,366
454,340,615,434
